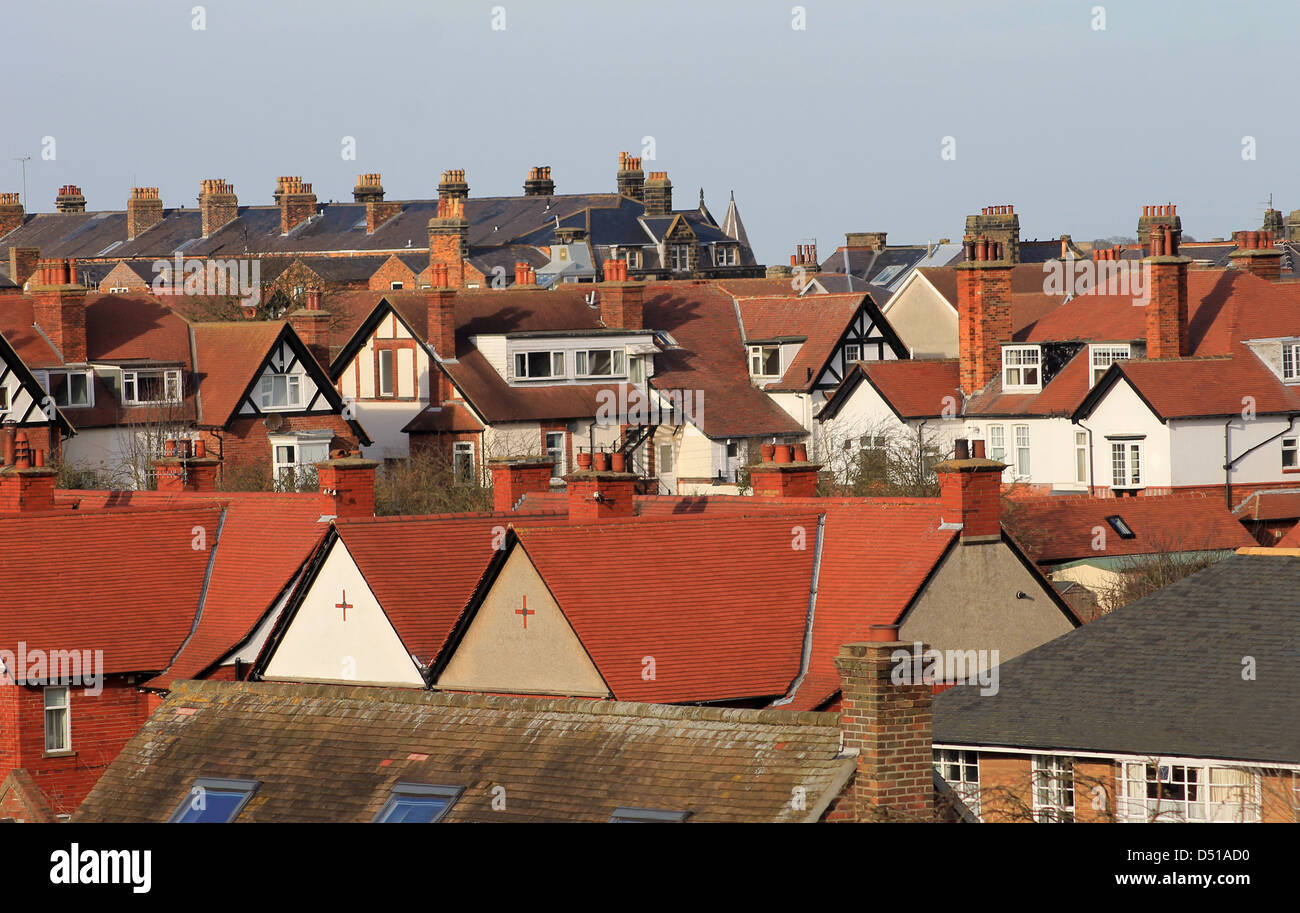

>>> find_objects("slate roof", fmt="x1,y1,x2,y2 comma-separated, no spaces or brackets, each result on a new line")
1001,493,1256,565
933,553,1300,765
74,679,854,823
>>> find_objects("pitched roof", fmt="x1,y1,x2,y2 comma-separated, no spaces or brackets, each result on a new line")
189,321,292,425
914,265,1066,335
74,679,853,823
0,505,222,674
820,359,961,422
1081,351,1300,420
1235,489,1300,522
642,284,806,438
934,553,1300,765
1001,493,1256,565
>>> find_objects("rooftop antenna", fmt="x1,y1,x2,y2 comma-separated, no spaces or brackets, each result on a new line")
12,156,31,208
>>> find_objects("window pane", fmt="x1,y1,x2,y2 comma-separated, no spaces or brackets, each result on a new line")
380,351,394,395
173,789,250,823
762,348,780,375
378,794,450,823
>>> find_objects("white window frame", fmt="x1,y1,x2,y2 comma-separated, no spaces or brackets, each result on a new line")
670,245,691,272
259,373,303,411
1013,424,1031,477
1090,344,1131,386
749,345,781,378
987,425,1006,464
513,350,565,380
1074,431,1089,485
390,281,404,290
1110,440,1143,490
1002,346,1041,391
545,431,565,480
1118,760,1261,823
628,356,645,384
36,369,94,409
1032,755,1074,822
1284,436,1298,470
270,432,331,488
620,248,641,269
452,441,475,485
714,245,737,266
108,286,130,294
378,349,396,398
934,749,981,819
1283,342,1300,382
844,343,862,363
44,686,70,753
574,349,627,379
123,368,182,406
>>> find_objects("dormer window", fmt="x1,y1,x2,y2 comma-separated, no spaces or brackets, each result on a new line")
1090,344,1131,386
749,345,781,377
575,349,626,378
1283,342,1300,382
620,248,642,269
260,373,302,410
514,351,565,380
1002,346,1041,390
714,245,738,266
670,245,691,272
37,369,93,408
123,368,183,406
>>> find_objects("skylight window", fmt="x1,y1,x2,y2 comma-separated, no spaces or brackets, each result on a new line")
373,784,463,823
610,807,690,823
1105,515,1136,539
169,778,260,823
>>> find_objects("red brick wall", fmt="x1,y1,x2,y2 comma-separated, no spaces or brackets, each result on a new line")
1146,259,1189,358
204,414,357,478
369,257,417,291
5,679,153,816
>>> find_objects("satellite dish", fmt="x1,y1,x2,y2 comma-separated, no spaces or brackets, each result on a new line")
264,413,288,433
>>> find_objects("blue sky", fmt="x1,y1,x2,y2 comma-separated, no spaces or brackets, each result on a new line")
5,0,1294,261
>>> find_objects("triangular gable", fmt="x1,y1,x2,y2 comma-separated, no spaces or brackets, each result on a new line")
0,770,57,823
812,295,910,391
664,213,698,241
1072,362,1167,423
0,332,75,435
433,539,610,698
259,534,426,687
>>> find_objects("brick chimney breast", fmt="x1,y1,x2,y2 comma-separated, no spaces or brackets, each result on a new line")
0,193,25,236
643,172,672,216
30,257,88,363
55,185,86,213
127,186,164,240
489,458,555,511
956,244,1013,394
616,152,645,200
934,443,1005,542
600,281,644,331
566,469,638,522
1143,218,1190,358
1229,228,1283,281
523,166,555,197
834,636,936,822
279,177,317,235
199,179,239,238
316,456,379,519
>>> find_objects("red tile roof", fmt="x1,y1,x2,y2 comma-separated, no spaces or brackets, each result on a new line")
0,505,222,674
821,359,961,421
735,293,871,392
1091,350,1300,420
1235,489,1300,522
190,322,292,426
1001,492,1256,565
511,513,822,703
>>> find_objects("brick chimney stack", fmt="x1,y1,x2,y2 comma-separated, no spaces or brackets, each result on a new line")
1229,229,1283,281
428,193,469,288
437,168,469,204
426,287,458,361
749,444,820,497
354,173,402,234
0,193,24,236
0,432,57,514
489,458,555,511
934,438,1004,542
126,186,164,240
289,289,331,367
1137,203,1182,256
616,152,645,201
566,465,638,522
523,166,555,197
277,176,317,234
833,628,936,822
599,278,644,331
643,171,672,217
964,205,1020,263
55,185,86,214
30,258,88,363
791,243,820,273
845,232,887,251
316,455,379,519
199,179,239,238
154,440,220,493
956,238,1013,393
8,247,39,287
1143,218,1190,358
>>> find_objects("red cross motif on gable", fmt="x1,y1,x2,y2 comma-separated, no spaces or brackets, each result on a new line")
515,595,534,630
336,591,353,622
